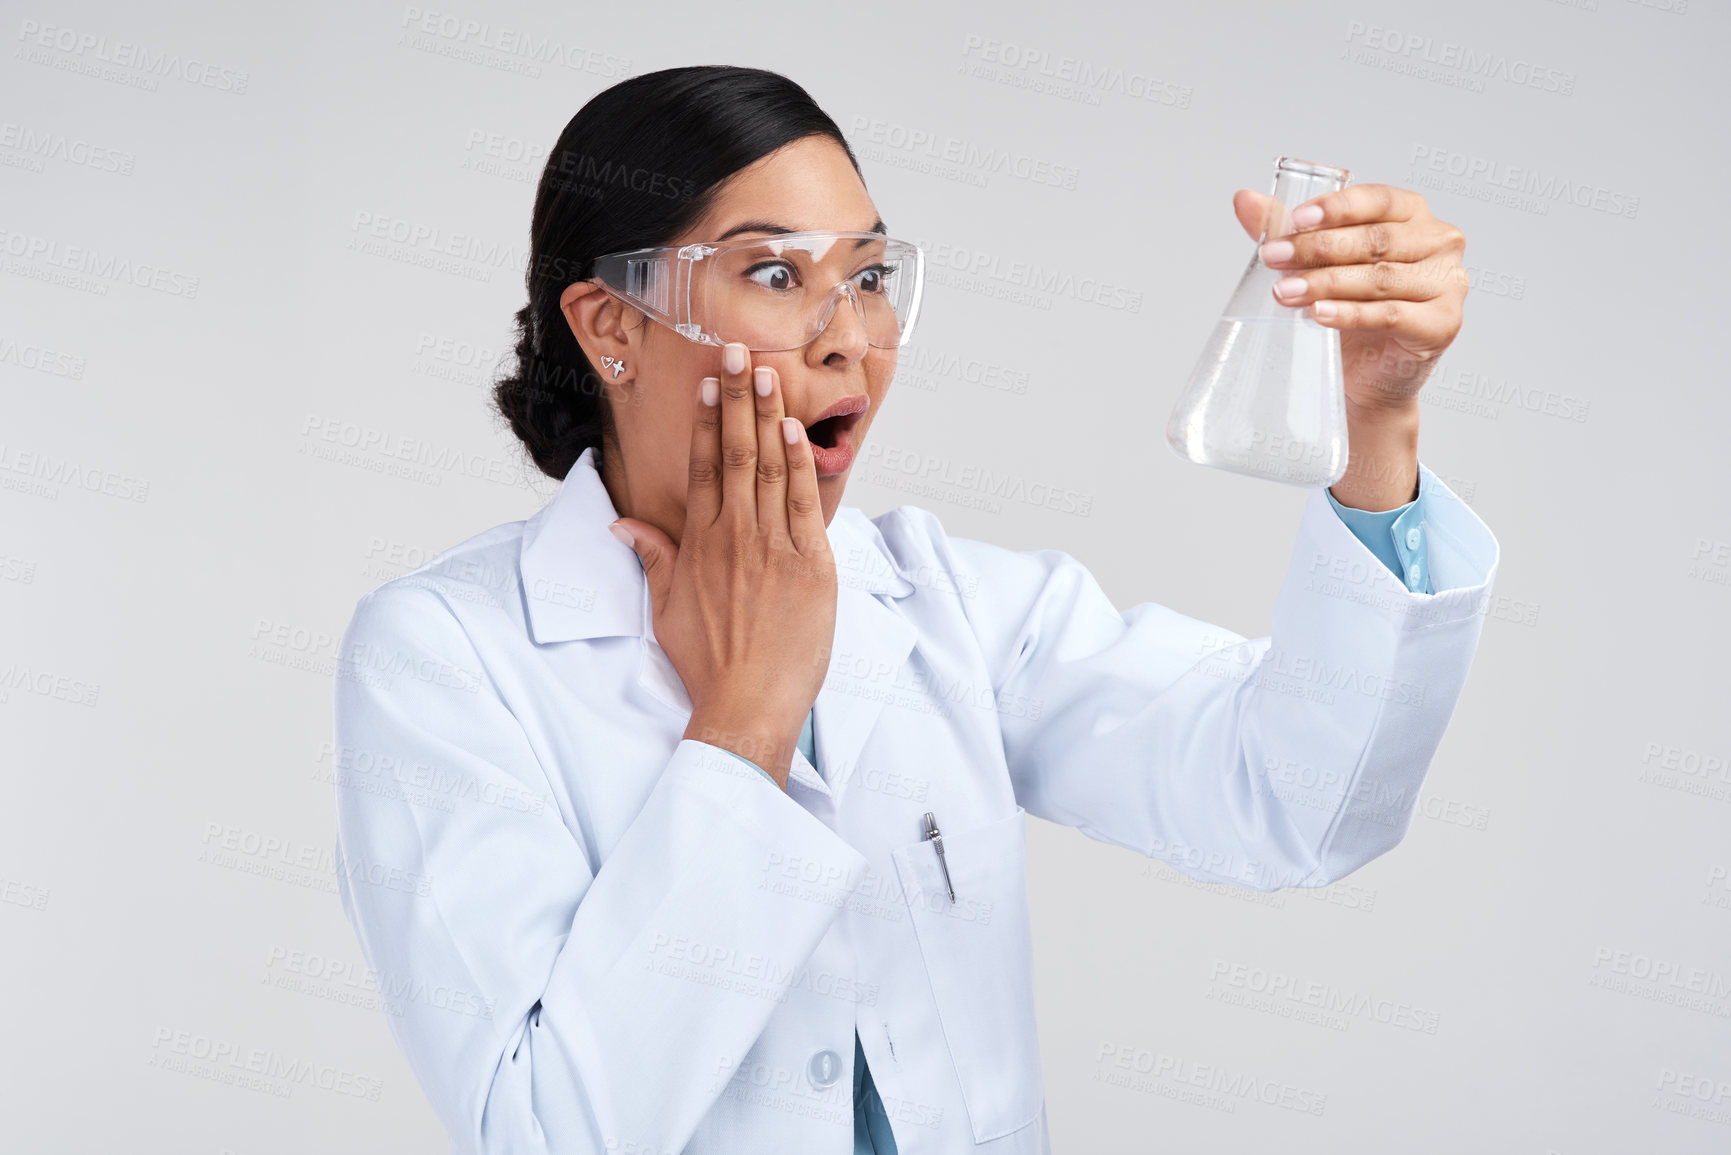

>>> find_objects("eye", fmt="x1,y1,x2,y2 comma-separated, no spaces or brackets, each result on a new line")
743,260,799,291
853,263,894,294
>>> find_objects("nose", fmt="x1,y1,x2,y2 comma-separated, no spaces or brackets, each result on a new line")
807,282,871,363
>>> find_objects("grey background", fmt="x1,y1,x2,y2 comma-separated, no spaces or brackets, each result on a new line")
3,0,1727,1151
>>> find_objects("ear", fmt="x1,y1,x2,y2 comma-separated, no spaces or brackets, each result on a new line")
1231,188,1275,242
559,281,635,372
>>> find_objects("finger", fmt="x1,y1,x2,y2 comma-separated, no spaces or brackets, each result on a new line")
1290,183,1429,233
779,415,829,560
1261,217,1463,270
1270,254,1468,307
686,373,722,530
718,341,758,524
753,364,792,547
1232,188,1274,242
1310,297,1462,349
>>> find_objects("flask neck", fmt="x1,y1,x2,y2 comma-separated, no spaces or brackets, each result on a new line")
1260,163,1348,242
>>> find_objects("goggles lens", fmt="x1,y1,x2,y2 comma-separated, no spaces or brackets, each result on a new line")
699,235,919,351
591,231,924,351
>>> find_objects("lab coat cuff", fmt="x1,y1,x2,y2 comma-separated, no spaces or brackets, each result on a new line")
669,739,871,888
1297,461,1499,631
712,745,784,789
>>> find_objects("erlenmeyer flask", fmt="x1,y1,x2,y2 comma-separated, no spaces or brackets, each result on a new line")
1166,157,1351,487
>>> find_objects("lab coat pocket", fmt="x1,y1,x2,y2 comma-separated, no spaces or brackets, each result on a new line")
891,805,1043,1142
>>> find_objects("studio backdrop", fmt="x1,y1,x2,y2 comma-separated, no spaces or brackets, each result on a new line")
3,0,1727,1152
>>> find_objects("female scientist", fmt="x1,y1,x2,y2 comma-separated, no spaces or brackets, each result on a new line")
332,65,1498,1155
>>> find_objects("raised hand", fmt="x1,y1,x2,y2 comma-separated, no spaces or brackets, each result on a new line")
608,342,837,788
1235,183,1468,508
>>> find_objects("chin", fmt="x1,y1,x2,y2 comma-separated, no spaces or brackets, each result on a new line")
818,476,847,522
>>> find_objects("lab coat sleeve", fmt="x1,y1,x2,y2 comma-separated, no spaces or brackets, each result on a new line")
914,459,1498,889
332,583,869,1154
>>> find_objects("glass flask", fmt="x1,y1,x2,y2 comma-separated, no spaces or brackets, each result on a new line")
1166,157,1352,487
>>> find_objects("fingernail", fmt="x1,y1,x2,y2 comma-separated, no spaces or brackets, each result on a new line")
1259,240,1294,265
608,520,634,547
1274,276,1307,299
724,343,746,374
781,417,800,444
1292,204,1324,229
1314,301,1338,319
755,366,773,397
701,377,719,406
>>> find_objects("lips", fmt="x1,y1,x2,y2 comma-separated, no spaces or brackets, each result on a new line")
803,394,868,477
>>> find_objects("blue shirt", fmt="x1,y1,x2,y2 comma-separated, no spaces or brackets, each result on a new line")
718,475,1433,1151
1324,472,1434,594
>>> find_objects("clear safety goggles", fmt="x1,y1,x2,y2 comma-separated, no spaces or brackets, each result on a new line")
589,230,925,352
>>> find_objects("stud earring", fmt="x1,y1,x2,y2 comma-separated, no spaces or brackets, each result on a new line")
600,355,626,379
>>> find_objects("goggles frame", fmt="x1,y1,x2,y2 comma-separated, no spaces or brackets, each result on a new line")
588,229,926,352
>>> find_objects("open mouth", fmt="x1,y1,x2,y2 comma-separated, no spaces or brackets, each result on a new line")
805,411,859,449
801,394,869,476
803,395,869,450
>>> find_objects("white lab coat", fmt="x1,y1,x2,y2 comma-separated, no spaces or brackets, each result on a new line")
332,445,1498,1154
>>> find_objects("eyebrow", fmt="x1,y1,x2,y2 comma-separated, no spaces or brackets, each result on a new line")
714,217,888,243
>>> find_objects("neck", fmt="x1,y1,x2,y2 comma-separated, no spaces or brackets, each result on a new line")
598,440,687,549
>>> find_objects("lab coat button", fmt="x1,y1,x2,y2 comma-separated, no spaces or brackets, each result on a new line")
1406,526,1423,549
808,1049,842,1089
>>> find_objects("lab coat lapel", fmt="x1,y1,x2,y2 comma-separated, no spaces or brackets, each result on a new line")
520,446,643,645
803,583,917,805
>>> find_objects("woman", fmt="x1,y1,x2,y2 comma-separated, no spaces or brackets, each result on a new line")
332,66,1497,1154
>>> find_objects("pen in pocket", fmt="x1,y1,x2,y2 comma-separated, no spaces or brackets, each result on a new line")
922,811,955,903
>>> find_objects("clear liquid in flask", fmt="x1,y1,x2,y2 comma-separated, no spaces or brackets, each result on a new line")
1166,157,1352,488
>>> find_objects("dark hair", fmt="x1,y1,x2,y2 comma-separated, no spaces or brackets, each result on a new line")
493,65,864,481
